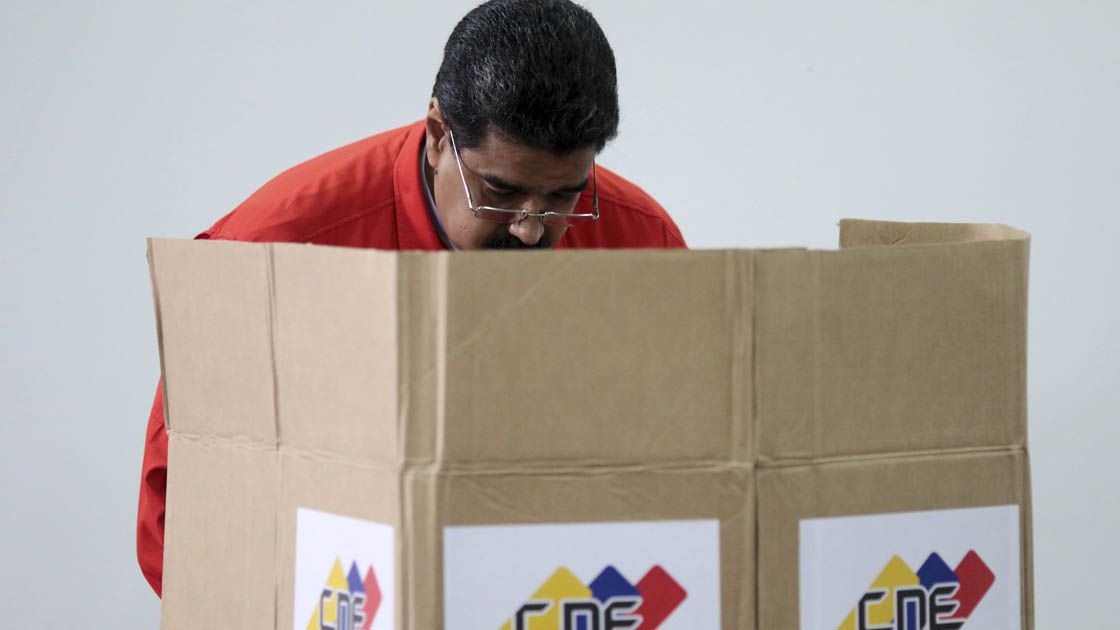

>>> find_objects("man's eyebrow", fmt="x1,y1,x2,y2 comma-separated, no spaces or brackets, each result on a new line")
554,178,590,194
480,174,525,192
481,174,589,195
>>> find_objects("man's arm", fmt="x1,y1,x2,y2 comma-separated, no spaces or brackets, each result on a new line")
137,381,167,596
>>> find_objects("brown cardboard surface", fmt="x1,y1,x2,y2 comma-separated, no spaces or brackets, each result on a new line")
148,238,276,441
756,230,1028,460
160,437,279,629
756,450,1032,629
271,244,400,465
397,252,447,466
149,219,1032,630
438,249,753,466
840,219,1030,248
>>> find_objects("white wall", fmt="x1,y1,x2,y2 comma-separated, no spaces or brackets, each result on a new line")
2,1,1116,626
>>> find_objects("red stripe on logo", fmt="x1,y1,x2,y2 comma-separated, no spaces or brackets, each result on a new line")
949,550,995,620
633,565,687,629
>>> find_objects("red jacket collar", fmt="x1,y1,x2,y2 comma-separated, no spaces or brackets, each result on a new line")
393,121,447,251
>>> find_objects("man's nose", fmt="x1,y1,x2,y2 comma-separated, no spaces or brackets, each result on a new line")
507,211,545,245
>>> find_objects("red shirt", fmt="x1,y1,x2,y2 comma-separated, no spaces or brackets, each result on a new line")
136,120,686,596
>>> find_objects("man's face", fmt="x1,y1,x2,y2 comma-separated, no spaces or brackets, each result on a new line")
424,103,596,250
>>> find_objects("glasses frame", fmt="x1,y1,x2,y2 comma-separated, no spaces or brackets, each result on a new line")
446,126,600,227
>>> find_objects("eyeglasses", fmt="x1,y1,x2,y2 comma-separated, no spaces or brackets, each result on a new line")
446,126,600,228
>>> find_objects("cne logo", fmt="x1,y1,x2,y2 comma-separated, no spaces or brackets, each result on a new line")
500,564,687,630
306,558,382,630
838,550,996,630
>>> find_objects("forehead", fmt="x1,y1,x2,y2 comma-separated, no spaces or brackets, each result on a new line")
459,130,596,189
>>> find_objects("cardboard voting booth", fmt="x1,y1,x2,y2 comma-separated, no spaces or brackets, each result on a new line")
148,219,1032,629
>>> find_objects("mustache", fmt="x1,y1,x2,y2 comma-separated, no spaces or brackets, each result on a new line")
482,232,554,250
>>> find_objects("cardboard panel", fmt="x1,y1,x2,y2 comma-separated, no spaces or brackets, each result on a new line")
397,253,448,465
271,243,399,463
439,249,752,465
149,238,276,441
756,450,1032,629
756,236,1028,459
160,437,279,629
754,250,816,461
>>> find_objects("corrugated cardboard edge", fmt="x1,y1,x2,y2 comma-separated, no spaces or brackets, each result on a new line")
147,238,171,431
265,243,282,630
1021,449,1035,629
397,252,449,629
731,250,755,465
839,218,1030,248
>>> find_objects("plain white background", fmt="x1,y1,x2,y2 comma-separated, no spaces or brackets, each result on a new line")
1,1,1116,627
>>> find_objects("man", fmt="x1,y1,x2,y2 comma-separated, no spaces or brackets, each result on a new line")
136,0,685,596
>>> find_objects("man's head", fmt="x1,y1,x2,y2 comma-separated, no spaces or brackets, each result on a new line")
423,0,618,250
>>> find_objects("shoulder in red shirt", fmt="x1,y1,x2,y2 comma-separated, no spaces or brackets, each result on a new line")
197,120,684,249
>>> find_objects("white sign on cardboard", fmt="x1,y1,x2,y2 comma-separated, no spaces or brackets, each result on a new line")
800,504,1021,630
443,519,720,629
293,508,395,630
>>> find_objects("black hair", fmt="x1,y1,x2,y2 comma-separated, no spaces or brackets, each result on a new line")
432,0,619,153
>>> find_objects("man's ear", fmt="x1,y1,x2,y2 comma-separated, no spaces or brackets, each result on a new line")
424,98,447,171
